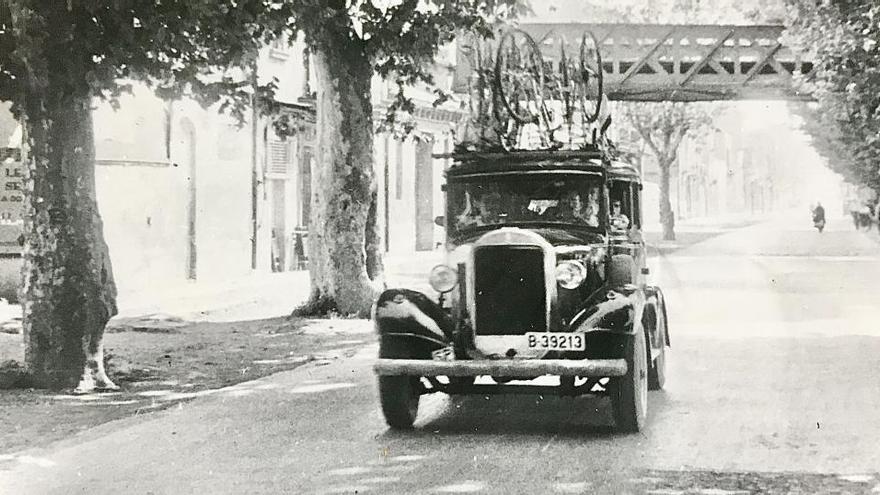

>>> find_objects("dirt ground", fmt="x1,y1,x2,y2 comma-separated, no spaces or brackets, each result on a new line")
0,315,375,455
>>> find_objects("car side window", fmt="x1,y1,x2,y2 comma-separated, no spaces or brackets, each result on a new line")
609,181,631,231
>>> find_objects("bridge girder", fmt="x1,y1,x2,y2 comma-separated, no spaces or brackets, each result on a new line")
455,23,815,102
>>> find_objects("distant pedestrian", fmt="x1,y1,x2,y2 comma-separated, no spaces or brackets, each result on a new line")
812,202,825,233
859,202,873,230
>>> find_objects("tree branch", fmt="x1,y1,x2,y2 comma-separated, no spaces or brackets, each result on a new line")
627,114,663,158
669,125,689,161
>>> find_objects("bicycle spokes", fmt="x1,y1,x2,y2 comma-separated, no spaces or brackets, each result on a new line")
460,28,608,152
579,31,604,124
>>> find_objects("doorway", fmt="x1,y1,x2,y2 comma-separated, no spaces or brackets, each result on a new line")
414,139,434,251
270,179,286,271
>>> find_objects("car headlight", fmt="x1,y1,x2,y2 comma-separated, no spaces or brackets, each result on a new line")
429,264,458,293
556,260,587,289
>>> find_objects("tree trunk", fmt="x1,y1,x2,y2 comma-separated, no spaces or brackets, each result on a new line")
21,89,118,391
306,35,382,316
365,189,384,281
659,157,676,241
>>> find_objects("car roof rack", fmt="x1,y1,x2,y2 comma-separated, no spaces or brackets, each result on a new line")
607,160,641,179
436,149,606,163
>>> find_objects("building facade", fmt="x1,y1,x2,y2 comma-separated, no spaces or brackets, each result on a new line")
0,42,315,296
0,38,464,299
672,102,807,224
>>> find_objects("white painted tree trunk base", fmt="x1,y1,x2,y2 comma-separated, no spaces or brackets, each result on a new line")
73,342,118,394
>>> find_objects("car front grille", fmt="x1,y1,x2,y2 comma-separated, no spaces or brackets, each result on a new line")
473,246,547,335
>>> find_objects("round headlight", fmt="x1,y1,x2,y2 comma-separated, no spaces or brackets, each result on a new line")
556,260,587,290
429,264,458,293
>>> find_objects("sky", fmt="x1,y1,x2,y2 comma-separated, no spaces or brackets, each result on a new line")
523,0,785,25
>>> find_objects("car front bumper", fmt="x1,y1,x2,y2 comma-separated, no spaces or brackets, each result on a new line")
373,358,628,378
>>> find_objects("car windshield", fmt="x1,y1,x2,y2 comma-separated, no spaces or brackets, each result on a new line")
447,173,605,235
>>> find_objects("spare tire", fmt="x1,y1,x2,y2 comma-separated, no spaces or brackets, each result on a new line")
607,254,635,287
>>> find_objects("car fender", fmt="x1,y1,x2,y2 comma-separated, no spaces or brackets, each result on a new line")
373,289,454,349
645,285,670,347
570,290,639,334
566,289,647,360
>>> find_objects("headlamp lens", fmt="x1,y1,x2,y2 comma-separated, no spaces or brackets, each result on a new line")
555,260,587,290
429,264,458,293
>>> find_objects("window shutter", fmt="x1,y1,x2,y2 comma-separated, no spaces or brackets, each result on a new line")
268,139,290,176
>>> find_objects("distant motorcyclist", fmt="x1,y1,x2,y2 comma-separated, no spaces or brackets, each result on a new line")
812,202,826,233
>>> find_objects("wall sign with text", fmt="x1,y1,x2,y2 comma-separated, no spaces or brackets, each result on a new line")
0,148,23,225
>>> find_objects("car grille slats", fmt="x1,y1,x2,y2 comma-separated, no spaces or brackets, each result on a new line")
474,246,546,335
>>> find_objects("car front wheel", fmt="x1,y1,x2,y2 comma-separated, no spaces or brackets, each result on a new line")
610,329,648,432
378,338,422,429
378,375,421,429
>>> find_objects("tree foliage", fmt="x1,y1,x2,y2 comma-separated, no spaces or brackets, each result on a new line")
785,0,880,192
0,1,295,119
615,102,715,167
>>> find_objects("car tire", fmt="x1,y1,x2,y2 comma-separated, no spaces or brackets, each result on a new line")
648,333,666,391
378,375,421,430
610,328,648,433
607,254,635,287
648,297,668,391
378,338,421,430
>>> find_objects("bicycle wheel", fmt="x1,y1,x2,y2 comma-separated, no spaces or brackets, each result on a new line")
495,29,544,126
578,30,604,124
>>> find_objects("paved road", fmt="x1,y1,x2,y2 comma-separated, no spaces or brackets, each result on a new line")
2,214,880,494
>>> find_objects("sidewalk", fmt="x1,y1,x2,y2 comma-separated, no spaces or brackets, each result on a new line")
114,270,311,323
644,212,771,255
0,270,312,332
646,211,770,233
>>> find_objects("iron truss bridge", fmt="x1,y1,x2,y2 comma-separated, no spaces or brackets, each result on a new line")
454,23,815,102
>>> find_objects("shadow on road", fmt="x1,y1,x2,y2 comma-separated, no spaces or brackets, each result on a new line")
378,389,673,439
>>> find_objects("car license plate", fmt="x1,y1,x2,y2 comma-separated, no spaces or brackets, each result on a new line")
525,332,585,351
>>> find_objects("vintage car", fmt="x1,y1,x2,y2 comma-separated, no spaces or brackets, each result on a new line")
372,149,669,433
